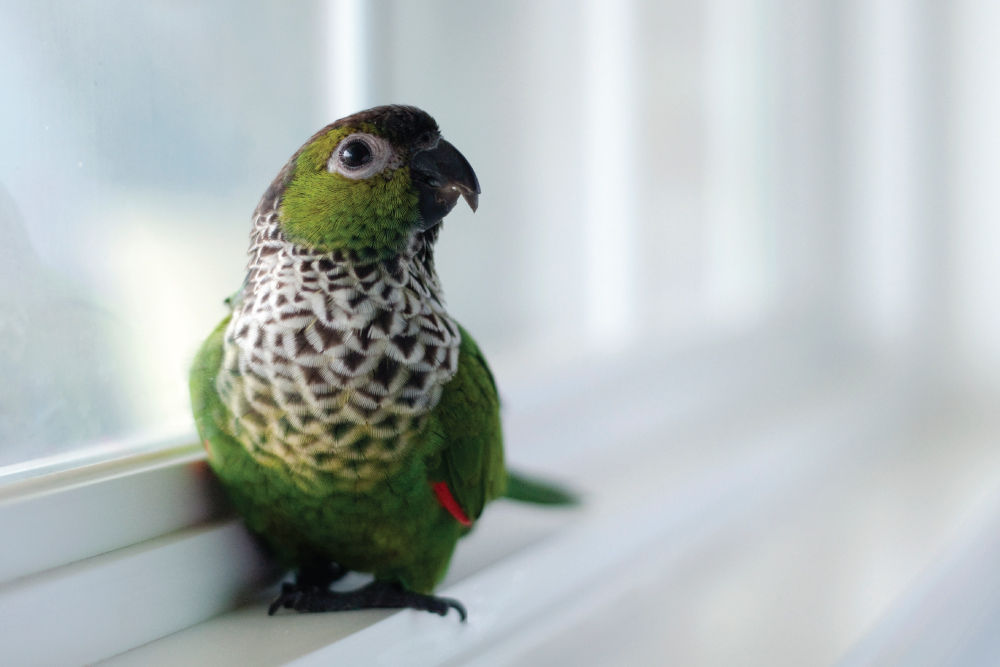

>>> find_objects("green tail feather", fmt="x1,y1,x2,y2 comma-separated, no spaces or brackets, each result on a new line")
503,470,578,505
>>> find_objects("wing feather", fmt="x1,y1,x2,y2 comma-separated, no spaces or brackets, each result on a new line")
425,324,505,523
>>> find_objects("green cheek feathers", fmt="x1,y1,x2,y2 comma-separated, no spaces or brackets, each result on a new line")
280,170,419,258
279,125,420,258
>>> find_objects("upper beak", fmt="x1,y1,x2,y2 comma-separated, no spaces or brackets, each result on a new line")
410,139,481,228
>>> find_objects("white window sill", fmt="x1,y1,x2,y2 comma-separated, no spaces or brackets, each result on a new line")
4,328,998,665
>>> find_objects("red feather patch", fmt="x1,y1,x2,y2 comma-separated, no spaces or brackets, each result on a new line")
432,481,472,526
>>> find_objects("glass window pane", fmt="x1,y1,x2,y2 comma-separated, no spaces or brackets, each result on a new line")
0,1,331,469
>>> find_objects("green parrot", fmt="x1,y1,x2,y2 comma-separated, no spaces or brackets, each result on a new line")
190,105,572,621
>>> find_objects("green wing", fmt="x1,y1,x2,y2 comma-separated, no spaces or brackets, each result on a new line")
189,316,241,468
426,324,506,523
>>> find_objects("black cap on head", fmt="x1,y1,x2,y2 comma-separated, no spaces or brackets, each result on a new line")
334,105,440,147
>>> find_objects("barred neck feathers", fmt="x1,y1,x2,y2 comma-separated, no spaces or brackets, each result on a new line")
215,207,460,493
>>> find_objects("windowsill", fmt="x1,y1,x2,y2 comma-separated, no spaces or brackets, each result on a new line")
5,328,999,665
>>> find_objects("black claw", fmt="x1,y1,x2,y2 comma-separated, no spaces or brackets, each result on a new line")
438,597,467,622
267,591,288,616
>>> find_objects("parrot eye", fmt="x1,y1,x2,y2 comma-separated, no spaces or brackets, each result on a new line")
339,140,372,168
327,133,393,180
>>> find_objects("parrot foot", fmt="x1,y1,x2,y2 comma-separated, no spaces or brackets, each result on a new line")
268,580,467,621
295,561,347,589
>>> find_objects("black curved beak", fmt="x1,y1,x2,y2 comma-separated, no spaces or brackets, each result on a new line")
410,139,480,229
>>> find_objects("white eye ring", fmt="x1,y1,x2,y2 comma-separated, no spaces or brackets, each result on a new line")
327,133,393,180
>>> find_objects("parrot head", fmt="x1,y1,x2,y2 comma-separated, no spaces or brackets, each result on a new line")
269,105,480,260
